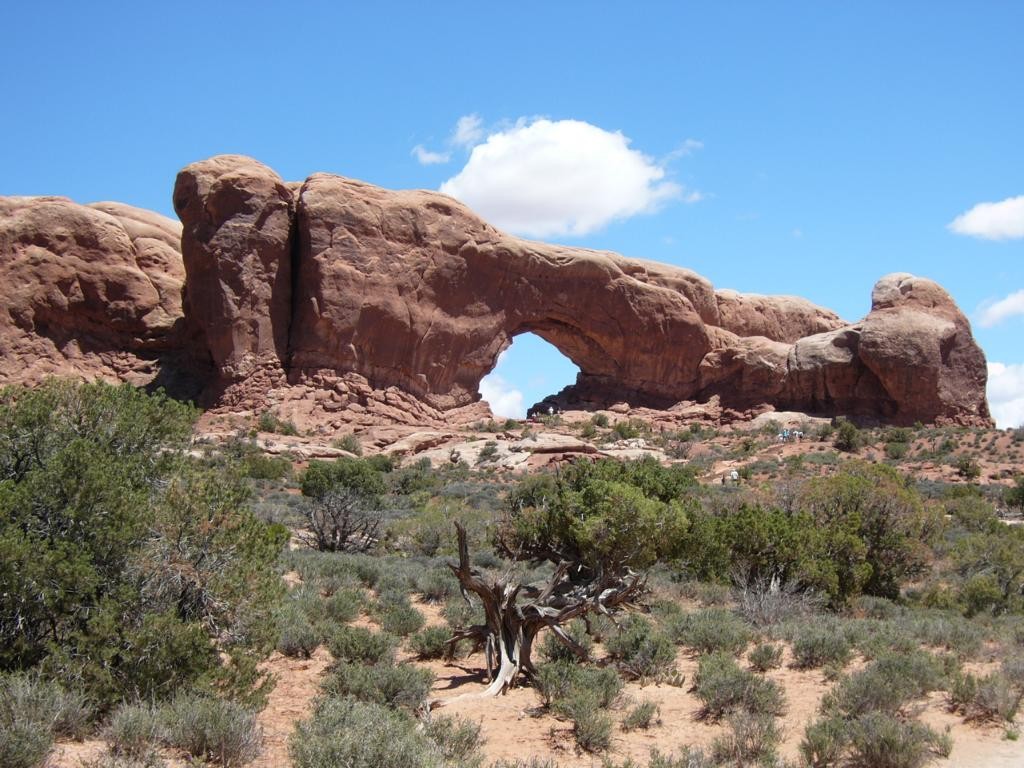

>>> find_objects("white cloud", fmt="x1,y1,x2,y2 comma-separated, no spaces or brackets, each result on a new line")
439,118,693,238
411,144,450,165
988,362,1024,428
663,138,704,162
977,289,1024,327
479,372,525,419
949,195,1024,240
452,114,484,147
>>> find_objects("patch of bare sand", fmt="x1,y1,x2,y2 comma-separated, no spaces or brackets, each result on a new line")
249,646,333,768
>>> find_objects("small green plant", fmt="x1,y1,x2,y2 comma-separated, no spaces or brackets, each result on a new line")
833,418,862,453
325,625,396,665
956,455,981,480
824,651,944,719
477,441,499,464
605,615,676,679
748,642,783,672
790,623,852,669
421,715,483,764
416,569,456,603
539,619,593,664
409,626,452,660
533,662,622,710
710,711,780,766
323,588,364,624
277,605,319,658
332,433,363,455
0,673,90,768
556,692,613,753
800,716,849,768
667,608,751,656
692,652,785,721
160,694,261,767
621,699,660,731
257,410,299,436
106,702,162,758
323,662,434,711
846,712,943,768
379,604,426,637
290,697,442,768
885,441,910,460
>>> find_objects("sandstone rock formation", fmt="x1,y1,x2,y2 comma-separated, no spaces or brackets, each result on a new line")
0,195,185,387
0,155,993,427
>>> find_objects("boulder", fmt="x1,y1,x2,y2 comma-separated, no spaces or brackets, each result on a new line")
0,195,184,386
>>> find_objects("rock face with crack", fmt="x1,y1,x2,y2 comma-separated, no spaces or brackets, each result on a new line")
0,155,993,427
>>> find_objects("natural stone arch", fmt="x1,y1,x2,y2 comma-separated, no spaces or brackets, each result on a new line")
166,154,992,427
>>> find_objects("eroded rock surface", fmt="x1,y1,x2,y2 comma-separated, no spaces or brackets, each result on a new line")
0,195,184,387
0,155,993,427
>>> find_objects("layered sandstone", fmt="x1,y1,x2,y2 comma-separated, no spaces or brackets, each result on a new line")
0,155,993,427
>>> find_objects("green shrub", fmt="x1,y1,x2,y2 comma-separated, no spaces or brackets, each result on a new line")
323,588,364,624
692,652,785,721
667,608,751,655
800,716,849,768
106,702,162,758
824,651,944,718
277,605,319,658
533,662,622,710
379,604,426,637
290,697,436,768
846,712,942,768
555,692,613,753
833,419,863,453
885,441,909,460
0,723,53,768
956,456,981,480
240,451,293,480
533,662,580,709
409,626,452,660
325,625,396,665
748,643,783,672
323,662,434,711
257,410,299,436
710,711,780,766
299,458,387,501
907,614,984,658
0,672,92,768
442,596,483,629
0,382,288,708
604,615,676,679
621,699,660,731
421,715,483,764
332,434,363,456
791,624,852,669
950,665,1024,723
416,569,457,603
539,619,593,663
160,694,261,767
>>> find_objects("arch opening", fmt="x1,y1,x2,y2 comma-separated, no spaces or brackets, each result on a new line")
478,332,581,419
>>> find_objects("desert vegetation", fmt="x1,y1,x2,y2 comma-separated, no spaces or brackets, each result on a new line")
3,380,1023,767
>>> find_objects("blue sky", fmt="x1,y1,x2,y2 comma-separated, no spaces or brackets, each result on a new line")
2,2,1022,424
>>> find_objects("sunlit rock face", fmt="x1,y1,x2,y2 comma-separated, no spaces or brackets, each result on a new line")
0,155,992,428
